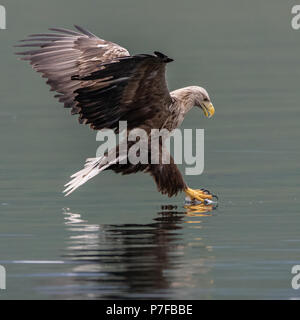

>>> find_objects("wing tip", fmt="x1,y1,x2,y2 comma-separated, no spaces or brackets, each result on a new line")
74,25,96,38
154,51,174,63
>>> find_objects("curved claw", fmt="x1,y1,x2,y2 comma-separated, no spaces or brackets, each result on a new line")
200,188,213,196
212,194,219,201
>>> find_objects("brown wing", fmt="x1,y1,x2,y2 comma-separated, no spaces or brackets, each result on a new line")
73,51,173,132
15,25,130,115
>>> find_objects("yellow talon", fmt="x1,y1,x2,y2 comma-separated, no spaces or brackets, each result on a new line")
184,187,213,203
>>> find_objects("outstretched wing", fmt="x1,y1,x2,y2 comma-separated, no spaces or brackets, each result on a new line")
73,51,173,131
16,25,130,115
17,26,173,132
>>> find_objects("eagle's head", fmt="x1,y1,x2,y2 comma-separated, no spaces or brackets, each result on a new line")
192,86,215,118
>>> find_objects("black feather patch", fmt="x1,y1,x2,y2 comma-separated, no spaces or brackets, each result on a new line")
154,51,174,63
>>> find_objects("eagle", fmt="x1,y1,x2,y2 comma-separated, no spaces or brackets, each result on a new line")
16,25,216,203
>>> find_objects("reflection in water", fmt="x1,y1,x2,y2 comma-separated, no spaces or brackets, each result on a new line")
52,204,216,299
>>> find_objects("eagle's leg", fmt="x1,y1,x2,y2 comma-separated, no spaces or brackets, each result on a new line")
184,187,213,203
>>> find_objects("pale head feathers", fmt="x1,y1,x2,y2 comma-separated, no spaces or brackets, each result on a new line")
170,86,211,113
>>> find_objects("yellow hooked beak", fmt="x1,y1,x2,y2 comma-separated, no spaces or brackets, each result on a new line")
201,101,215,118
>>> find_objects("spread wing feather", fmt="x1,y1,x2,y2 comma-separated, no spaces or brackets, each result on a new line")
15,25,130,115
16,26,173,132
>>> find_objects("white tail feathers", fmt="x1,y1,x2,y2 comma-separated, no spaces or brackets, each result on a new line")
63,154,126,196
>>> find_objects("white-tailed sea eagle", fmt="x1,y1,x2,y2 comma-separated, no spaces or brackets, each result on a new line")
16,25,216,203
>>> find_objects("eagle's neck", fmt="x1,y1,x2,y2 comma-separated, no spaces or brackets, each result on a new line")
170,87,198,115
